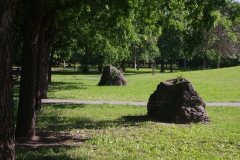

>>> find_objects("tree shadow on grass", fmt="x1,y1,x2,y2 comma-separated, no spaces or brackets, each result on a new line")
16,114,154,159
37,112,171,133
123,67,199,76
16,131,87,148
52,70,101,76
15,131,89,160
16,104,175,159
121,115,175,125
16,148,76,160
49,81,87,92
50,103,86,109
37,116,151,132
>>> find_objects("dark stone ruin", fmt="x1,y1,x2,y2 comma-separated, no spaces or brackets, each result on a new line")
147,78,210,124
98,65,128,86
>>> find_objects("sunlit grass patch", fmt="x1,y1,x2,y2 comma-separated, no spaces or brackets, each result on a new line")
47,66,240,102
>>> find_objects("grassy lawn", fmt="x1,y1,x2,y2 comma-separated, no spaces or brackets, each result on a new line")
16,104,240,160
15,66,240,159
36,66,240,102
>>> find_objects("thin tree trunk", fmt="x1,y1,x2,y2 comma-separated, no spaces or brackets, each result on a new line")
160,59,165,72
39,45,48,99
217,61,220,68
120,59,126,72
137,60,139,70
184,58,186,71
203,56,205,70
134,53,136,69
40,41,56,99
48,48,54,84
203,52,207,70
36,10,57,109
0,1,17,159
170,54,173,73
39,15,59,100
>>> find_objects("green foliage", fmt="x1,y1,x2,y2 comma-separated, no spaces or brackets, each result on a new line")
158,25,183,61
13,0,238,67
184,1,226,55
64,0,133,66
128,0,163,63
195,2,240,68
177,71,185,79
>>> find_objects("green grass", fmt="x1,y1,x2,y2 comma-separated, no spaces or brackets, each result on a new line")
16,104,240,160
40,66,240,102
14,67,240,159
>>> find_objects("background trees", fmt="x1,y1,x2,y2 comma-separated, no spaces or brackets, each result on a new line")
192,1,240,69
157,0,240,71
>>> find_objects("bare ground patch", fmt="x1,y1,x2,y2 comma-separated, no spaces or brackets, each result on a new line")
16,131,88,148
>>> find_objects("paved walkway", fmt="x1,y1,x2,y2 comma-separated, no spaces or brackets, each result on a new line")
39,99,240,106
14,99,240,106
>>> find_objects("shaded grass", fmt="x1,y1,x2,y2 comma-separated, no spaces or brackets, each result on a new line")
16,104,240,160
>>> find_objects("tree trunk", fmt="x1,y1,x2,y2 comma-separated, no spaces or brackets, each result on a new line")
170,54,173,73
15,0,45,138
36,10,58,108
134,53,137,69
41,41,57,99
120,59,126,72
160,59,165,72
217,61,220,68
98,65,103,73
184,58,187,71
0,1,18,159
39,45,49,99
48,49,54,84
203,52,207,70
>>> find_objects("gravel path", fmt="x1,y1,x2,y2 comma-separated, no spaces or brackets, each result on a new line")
40,99,240,107
13,99,240,106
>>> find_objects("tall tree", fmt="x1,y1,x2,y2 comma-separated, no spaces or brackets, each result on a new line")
196,2,240,69
15,0,46,138
0,0,18,159
158,25,183,72
15,0,69,137
128,0,162,69
210,10,237,68
156,0,225,72
15,0,130,138
68,0,132,68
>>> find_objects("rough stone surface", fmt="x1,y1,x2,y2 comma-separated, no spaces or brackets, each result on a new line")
147,78,210,123
98,65,128,86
